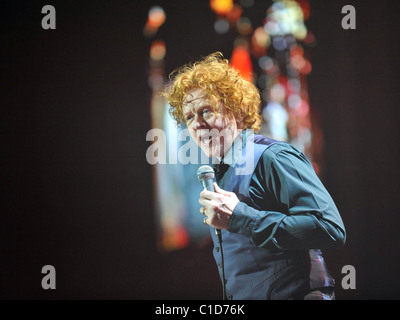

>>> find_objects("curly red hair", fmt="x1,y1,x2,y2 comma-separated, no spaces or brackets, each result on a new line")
162,52,262,132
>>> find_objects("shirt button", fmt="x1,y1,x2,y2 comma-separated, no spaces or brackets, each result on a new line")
215,247,220,252
218,263,222,268
228,295,233,300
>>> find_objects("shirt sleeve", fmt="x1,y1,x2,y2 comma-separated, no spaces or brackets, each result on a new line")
227,143,346,250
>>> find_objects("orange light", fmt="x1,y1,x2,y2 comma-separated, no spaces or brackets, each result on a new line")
299,59,312,74
147,6,166,29
226,4,242,24
253,26,270,48
209,0,234,16
144,6,166,38
150,40,166,61
296,0,311,20
291,55,306,70
290,45,304,58
230,46,253,83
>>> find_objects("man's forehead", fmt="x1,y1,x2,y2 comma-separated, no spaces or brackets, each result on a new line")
183,89,208,105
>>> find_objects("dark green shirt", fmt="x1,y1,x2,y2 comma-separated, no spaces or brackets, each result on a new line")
225,135,346,251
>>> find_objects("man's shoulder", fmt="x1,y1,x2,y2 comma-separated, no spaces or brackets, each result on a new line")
252,135,292,156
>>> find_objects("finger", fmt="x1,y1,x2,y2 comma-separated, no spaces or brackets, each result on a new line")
198,197,209,207
199,207,207,216
213,182,231,195
200,189,214,200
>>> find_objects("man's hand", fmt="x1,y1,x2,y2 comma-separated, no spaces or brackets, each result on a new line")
199,182,240,230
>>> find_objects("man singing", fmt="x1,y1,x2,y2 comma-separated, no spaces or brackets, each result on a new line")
162,52,346,300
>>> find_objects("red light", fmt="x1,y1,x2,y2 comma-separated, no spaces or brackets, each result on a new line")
230,46,253,83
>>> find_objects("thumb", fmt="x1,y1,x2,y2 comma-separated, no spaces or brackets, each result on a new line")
213,182,231,195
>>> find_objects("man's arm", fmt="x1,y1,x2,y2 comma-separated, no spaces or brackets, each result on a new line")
228,144,346,250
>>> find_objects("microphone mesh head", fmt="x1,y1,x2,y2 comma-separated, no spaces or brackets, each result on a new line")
197,165,215,182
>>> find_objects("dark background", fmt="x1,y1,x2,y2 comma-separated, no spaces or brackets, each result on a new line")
1,0,399,300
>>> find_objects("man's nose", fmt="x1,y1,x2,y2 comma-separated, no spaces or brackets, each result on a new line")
193,116,206,130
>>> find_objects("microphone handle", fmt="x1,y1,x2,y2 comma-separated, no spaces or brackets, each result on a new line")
201,179,214,192
201,179,222,243
200,176,226,300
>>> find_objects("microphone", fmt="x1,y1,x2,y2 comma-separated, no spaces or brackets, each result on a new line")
196,165,222,241
197,165,215,192
196,165,226,300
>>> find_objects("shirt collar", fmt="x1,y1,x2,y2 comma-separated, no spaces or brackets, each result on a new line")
220,129,253,168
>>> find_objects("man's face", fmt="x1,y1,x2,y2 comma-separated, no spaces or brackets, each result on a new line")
182,89,240,159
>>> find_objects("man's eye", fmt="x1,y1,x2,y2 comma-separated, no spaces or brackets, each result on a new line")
186,115,193,122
